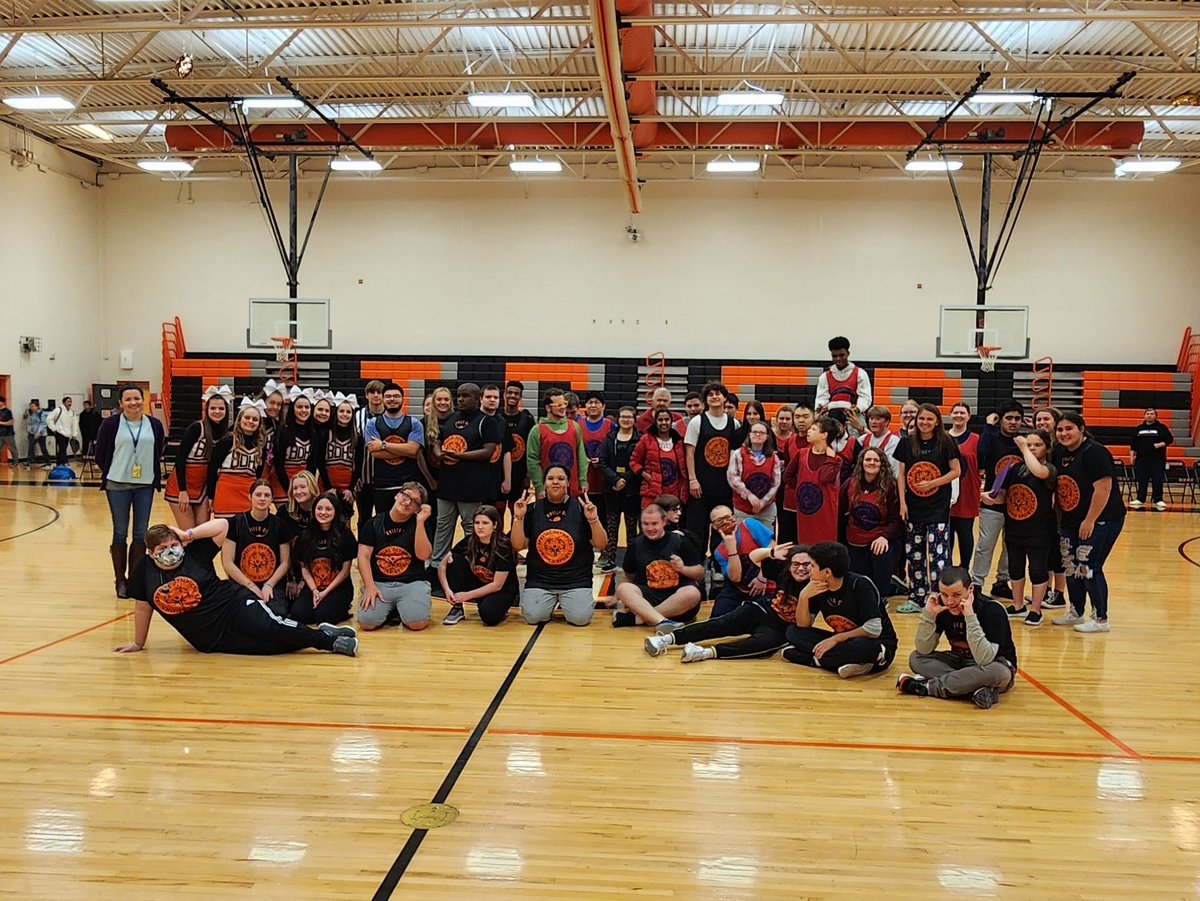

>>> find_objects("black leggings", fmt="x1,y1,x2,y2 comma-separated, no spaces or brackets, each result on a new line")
948,516,975,566
287,581,354,625
684,492,732,556
847,542,897,600
671,603,789,659
784,625,896,673
445,554,517,626
1005,539,1050,584
208,598,337,655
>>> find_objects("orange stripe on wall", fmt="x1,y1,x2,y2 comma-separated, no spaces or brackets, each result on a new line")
721,365,810,385
505,363,590,390
360,361,445,380
170,360,252,378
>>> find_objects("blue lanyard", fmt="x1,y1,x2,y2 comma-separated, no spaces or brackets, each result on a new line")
125,417,145,450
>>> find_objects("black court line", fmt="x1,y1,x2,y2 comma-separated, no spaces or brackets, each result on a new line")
372,621,546,900
0,497,61,543
1179,536,1200,569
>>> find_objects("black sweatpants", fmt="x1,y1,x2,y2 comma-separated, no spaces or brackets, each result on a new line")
207,598,337,655
847,543,897,601
356,484,377,530
444,553,517,626
670,603,789,659
684,492,732,556
784,625,896,673
287,581,354,625
949,516,975,567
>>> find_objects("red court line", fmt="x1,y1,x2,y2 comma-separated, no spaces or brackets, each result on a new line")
1141,754,1200,764
0,709,472,735
0,613,134,668
1017,669,1142,759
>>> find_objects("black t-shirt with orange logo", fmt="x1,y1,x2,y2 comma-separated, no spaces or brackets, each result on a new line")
524,498,595,591
360,511,424,584
1001,463,1058,545
130,540,245,652
228,511,287,586
449,537,518,601
623,530,703,603
805,572,898,649
1052,438,1125,530
438,410,504,502
933,599,1017,668
894,436,960,525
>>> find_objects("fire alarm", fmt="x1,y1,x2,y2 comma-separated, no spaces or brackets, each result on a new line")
175,54,194,78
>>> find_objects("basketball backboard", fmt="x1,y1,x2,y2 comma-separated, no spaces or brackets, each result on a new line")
248,298,332,348
936,305,1030,359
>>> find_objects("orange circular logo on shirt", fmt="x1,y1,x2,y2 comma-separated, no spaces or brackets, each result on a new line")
309,558,336,589
153,576,203,615
511,433,526,460
240,543,277,583
1057,475,1081,512
995,454,1022,478
383,434,409,466
825,614,858,633
645,559,680,591
1006,484,1038,521
906,461,941,497
472,565,496,584
703,437,730,468
376,545,412,578
535,528,576,566
490,443,502,464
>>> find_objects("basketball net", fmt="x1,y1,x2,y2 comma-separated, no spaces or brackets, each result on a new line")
270,336,294,364
271,337,299,386
978,346,1002,373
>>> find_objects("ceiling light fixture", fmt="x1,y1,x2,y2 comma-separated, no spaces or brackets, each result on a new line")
716,90,786,107
509,159,562,173
706,158,760,173
330,158,382,171
970,92,1039,105
237,96,305,110
137,159,194,173
469,92,535,109
3,94,75,111
905,159,964,172
1114,158,1181,175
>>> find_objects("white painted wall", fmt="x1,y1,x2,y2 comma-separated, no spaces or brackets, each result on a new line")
92,171,1200,388
0,125,103,453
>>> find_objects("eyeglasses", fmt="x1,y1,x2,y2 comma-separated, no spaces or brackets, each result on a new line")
395,493,422,507
789,561,813,570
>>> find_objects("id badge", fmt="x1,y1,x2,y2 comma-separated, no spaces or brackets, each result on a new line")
131,463,142,479
616,466,627,474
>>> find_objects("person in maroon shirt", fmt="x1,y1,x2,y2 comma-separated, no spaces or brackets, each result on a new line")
793,416,845,546
947,402,980,566
839,446,903,599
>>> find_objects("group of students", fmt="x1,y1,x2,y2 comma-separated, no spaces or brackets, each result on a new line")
107,336,1125,684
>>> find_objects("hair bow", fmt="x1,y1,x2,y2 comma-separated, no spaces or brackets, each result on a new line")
239,396,266,413
202,384,234,403
262,378,284,398
312,388,330,402
333,392,358,409
287,385,315,403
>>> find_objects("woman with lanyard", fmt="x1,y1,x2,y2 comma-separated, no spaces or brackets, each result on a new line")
207,399,268,519
982,430,1057,627
947,402,980,567
95,384,166,598
630,409,688,511
511,465,606,627
164,385,230,530
1052,412,1125,633
315,393,359,510
596,406,642,567
727,421,782,527
839,446,902,599
791,416,846,545
290,491,357,624
894,403,962,614
221,478,291,615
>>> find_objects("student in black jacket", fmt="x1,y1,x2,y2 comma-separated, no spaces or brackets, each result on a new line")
596,406,641,571
1129,408,1174,509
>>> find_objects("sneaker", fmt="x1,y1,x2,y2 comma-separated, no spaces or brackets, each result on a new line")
655,619,684,635
680,642,712,664
612,611,637,628
1003,604,1028,620
837,662,874,679
1053,610,1085,626
989,581,1013,600
643,634,673,657
896,673,928,696
1129,499,1143,508
972,686,1000,709
1042,591,1067,609
600,561,619,574
1023,610,1044,627
442,605,466,626
383,608,402,627
1155,501,1167,511
895,600,923,614
1073,618,1110,633
317,622,356,639
331,635,359,657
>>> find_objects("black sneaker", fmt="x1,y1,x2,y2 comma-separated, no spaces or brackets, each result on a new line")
612,611,637,628
972,686,1000,709
896,673,929,696
317,623,356,639
331,635,359,657
442,605,466,626
1042,591,1067,609
1003,604,1028,620
1024,610,1044,627
989,581,1013,600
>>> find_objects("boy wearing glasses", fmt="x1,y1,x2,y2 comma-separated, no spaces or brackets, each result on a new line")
357,482,433,631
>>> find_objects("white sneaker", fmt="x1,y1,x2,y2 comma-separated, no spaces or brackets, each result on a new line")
1129,499,1143,508
680,642,712,664
1053,611,1085,626
1074,618,1110,633
1155,501,1167,510
643,634,673,657
837,662,874,679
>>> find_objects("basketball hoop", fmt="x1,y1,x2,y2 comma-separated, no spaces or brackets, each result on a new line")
270,336,294,364
978,346,1002,373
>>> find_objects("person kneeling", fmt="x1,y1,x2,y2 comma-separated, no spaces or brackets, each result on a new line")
438,504,518,626
644,542,800,663
782,541,897,678
116,518,357,656
895,565,1017,709
357,482,433,631
614,504,704,628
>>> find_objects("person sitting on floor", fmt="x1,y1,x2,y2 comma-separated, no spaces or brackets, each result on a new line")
357,482,433,632
781,540,897,679
613,504,704,629
710,505,777,617
116,517,356,657
895,565,1017,709
437,504,519,627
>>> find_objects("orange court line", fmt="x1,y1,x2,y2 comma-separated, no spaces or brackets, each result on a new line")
1017,669,1142,759
0,613,134,668
0,709,472,735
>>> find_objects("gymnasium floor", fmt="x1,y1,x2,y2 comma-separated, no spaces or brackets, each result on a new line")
2,479,1198,899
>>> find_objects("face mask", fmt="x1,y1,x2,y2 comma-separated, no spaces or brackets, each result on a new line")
153,545,185,569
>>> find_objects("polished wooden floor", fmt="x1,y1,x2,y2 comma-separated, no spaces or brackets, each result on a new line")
2,472,1199,898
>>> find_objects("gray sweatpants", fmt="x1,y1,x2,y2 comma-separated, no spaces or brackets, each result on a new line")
357,581,432,629
433,498,480,563
970,506,1010,586
521,587,595,627
0,434,18,466
909,650,1016,699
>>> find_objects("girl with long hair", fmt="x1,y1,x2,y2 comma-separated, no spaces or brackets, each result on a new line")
631,409,689,509
727,420,781,527
273,391,316,500
315,396,359,510
165,387,230,529
291,491,357,624
840,446,902,598
221,479,291,614
207,402,267,518
1032,406,1068,608
894,403,962,613
947,402,979,566
437,504,519,626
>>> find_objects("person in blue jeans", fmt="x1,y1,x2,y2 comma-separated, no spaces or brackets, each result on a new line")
95,385,166,598
1051,413,1125,633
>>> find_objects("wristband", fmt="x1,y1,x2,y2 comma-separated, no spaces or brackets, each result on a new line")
186,528,194,541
